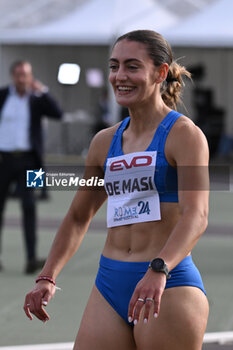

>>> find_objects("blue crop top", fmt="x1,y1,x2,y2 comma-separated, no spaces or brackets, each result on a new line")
104,110,182,202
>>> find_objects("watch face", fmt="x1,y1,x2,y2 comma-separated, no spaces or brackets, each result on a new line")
151,258,164,270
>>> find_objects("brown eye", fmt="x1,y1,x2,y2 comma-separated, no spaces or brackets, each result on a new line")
109,65,118,71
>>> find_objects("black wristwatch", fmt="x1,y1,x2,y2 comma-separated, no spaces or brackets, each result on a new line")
149,258,171,279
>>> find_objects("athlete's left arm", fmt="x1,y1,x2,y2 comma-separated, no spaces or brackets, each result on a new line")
158,119,210,271
128,119,209,324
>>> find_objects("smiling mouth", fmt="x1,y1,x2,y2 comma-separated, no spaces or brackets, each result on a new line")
117,86,135,92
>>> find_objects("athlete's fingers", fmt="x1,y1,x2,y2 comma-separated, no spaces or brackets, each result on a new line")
31,305,49,322
24,290,50,322
28,296,50,322
143,297,154,323
153,294,161,318
128,289,140,322
23,297,33,320
132,297,146,325
146,272,166,319
42,289,54,306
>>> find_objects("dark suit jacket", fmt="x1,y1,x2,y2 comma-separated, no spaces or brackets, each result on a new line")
0,87,63,167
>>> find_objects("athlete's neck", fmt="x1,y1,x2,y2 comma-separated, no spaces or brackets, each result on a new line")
128,99,171,134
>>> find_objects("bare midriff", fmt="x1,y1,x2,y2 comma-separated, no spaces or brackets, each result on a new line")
102,202,182,262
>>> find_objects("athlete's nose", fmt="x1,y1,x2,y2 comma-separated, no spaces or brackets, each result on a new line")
116,66,127,81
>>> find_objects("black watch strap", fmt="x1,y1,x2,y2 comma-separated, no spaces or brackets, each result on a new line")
149,258,171,279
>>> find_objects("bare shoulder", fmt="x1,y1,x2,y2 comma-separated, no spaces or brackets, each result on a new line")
86,122,121,167
166,115,209,166
173,115,208,148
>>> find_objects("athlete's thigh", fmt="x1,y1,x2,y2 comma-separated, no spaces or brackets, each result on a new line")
134,286,209,350
74,285,136,350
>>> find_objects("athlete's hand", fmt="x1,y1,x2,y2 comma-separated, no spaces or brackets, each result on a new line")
128,269,166,325
24,281,56,322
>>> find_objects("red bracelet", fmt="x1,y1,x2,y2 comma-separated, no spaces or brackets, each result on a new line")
35,276,56,286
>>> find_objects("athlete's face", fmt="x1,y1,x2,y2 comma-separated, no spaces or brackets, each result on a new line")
109,39,161,108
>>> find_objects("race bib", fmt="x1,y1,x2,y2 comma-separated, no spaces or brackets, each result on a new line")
104,151,161,227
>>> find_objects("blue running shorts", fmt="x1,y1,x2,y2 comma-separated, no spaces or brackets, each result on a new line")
95,254,206,325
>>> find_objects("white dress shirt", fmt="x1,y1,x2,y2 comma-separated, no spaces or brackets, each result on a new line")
0,86,31,151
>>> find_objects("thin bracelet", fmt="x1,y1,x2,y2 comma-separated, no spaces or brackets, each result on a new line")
35,276,62,291
35,276,56,286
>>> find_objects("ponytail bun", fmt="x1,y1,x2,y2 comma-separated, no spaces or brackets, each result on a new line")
161,61,191,110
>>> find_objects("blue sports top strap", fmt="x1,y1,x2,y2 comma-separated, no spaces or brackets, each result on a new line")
104,117,129,170
147,110,182,152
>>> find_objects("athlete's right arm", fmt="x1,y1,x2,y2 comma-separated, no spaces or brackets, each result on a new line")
23,127,115,322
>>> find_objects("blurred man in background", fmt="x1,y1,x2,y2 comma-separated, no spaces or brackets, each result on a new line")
0,60,63,273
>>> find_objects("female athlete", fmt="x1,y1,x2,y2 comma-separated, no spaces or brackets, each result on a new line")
24,30,209,350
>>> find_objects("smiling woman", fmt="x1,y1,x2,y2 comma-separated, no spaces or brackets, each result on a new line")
24,30,209,350
109,30,191,113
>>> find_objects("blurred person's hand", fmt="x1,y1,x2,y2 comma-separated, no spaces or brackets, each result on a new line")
31,79,48,93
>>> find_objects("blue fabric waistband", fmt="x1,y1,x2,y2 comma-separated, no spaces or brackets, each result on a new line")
99,254,193,273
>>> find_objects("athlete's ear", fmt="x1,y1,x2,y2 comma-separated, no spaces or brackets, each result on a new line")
155,63,169,84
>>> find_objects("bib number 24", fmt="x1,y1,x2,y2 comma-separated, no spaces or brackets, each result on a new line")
138,200,150,215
